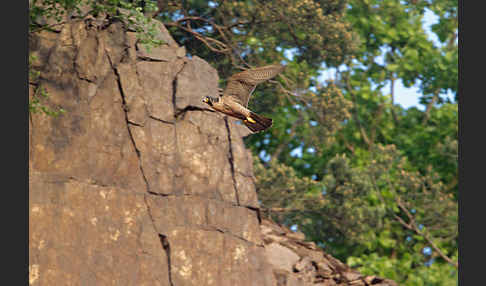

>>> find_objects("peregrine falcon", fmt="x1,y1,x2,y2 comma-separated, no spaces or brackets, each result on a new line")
202,64,285,133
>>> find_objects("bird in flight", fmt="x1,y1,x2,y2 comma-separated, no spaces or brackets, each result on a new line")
202,64,284,133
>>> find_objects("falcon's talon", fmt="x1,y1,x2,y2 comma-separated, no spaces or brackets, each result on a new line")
246,117,256,124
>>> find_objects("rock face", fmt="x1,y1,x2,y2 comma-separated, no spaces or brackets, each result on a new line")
261,220,398,286
29,18,395,286
29,18,268,286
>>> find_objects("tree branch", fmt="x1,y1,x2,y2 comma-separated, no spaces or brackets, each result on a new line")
165,22,230,53
343,73,372,147
395,197,458,268
390,75,399,124
422,90,439,124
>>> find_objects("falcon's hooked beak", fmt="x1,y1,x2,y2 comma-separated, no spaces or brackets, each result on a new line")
202,96,212,106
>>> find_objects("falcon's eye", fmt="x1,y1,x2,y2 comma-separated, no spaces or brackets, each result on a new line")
203,97,209,103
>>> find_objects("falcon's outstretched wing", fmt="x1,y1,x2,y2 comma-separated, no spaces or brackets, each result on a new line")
222,64,285,107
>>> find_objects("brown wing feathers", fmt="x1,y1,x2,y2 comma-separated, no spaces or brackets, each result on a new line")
231,64,285,85
223,64,285,107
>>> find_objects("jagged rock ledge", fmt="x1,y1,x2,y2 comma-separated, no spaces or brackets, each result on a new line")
261,219,398,286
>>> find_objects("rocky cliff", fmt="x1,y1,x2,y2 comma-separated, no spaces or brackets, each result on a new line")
29,18,396,286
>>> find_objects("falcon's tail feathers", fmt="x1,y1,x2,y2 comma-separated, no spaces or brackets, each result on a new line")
244,112,273,133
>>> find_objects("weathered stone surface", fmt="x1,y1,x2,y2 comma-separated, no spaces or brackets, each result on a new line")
29,171,169,286
266,243,301,272
126,32,139,61
103,22,130,66
75,29,111,83
135,59,186,122
175,111,236,201
29,30,58,72
175,55,219,111
137,43,178,62
176,46,187,58
30,70,146,191
117,62,148,126
129,120,177,195
167,228,269,286
146,196,262,245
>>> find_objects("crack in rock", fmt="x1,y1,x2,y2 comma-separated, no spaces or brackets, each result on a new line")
148,115,175,125
143,192,174,286
137,56,169,62
171,61,187,196
145,191,250,209
171,63,185,117
224,117,240,206
159,234,175,286
108,55,151,194
127,120,143,127
174,105,215,119
108,51,176,286
245,205,262,224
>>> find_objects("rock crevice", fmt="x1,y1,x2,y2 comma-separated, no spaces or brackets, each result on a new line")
159,234,175,286
112,56,152,195
225,116,241,206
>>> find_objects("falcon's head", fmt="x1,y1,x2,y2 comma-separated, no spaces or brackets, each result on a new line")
202,96,219,106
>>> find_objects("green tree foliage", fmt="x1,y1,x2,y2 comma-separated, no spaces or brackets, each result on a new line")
158,0,359,73
157,1,457,284
30,0,161,40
